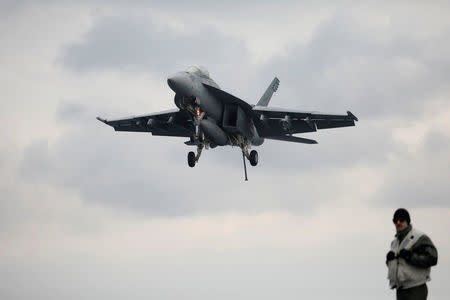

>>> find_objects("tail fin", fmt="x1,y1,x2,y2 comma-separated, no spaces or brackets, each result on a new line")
256,77,280,107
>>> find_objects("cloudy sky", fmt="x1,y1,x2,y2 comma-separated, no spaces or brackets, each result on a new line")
1,1,449,299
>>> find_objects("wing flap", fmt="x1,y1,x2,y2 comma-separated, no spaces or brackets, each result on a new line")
315,119,355,130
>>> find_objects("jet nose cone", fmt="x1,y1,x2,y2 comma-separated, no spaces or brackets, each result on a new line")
167,72,190,94
167,73,182,91
167,76,175,89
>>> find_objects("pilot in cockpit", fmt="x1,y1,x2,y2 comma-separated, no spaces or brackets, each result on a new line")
186,66,211,79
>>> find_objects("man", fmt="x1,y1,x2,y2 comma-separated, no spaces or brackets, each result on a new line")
387,208,438,300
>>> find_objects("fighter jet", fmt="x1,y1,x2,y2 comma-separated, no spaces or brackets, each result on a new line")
97,66,358,180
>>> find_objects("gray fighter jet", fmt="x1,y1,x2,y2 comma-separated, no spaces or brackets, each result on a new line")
97,66,358,180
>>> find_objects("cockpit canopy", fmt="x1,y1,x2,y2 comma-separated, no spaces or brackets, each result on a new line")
185,66,211,79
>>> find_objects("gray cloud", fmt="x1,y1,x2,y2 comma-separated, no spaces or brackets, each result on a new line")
375,128,450,208
56,101,88,122
59,10,450,123
20,6,450,218
19,127,186,216
257,14,450,121
60,16,248,75
52,8,450,214
377,166,450,208
422,129,450,156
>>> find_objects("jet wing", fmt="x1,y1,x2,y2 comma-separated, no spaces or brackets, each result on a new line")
97,108,193,137
253,106,357,137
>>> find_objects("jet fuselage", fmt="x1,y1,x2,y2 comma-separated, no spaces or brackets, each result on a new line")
167,67,263,148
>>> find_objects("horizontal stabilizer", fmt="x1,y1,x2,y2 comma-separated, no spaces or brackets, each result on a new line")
266,135,318,144
257,77,280,107
347,111,358,121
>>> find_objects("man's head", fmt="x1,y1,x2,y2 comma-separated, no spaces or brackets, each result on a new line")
393,208,410,232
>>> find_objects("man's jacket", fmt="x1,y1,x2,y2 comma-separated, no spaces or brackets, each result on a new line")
387,225,438,289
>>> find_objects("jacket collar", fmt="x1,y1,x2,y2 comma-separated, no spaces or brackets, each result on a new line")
396,224,412,243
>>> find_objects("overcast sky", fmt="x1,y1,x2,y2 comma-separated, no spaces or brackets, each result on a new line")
1,1,449,299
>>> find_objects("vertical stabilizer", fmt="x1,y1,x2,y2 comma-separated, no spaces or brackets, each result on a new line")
256,77,280,107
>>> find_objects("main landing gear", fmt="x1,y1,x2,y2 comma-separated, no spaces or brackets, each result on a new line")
241,147,258,181
187,151,196,167
186,135,259,181
249,150,258,166
187,144,203,168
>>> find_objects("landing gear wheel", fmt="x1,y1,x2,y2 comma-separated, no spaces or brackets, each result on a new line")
249,150,258,166
187,151,196,167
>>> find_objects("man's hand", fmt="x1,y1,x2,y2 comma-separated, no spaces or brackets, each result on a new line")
398,249,412,261
386,251,396,262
